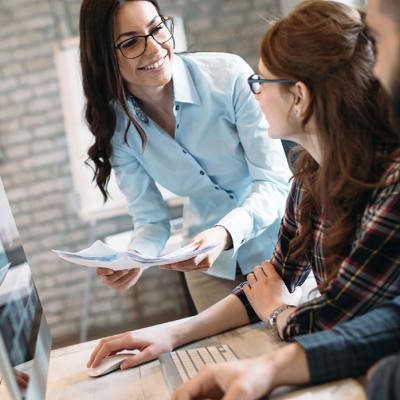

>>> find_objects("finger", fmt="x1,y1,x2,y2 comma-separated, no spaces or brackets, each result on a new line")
261,261,278,278
222,380,251,400
113,271,141,290
246,272,256,284
120,347,156,369
253,265,266,280
97,267,114,277
160,257,198,271
242,283,251,296
89,335,133,368
173,367,222,400
102,269,130,285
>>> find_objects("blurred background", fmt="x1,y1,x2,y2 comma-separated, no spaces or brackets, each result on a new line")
0,0,367,348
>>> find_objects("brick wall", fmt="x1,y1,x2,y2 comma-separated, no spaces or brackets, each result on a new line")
0,0,282,347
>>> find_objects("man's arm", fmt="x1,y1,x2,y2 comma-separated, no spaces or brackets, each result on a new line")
294,296,400,384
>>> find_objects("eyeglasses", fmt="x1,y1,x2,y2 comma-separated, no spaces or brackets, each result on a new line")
114,16,174,59
248,73,296,94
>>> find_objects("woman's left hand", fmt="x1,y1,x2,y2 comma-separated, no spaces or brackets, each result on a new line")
243,261,302,322
160,226,232,272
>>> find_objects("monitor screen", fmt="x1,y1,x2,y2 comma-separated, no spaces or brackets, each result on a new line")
0,179,51,400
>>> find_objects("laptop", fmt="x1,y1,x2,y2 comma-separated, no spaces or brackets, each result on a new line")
0,178,51,400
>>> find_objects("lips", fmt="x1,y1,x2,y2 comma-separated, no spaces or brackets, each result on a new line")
138,56,167,71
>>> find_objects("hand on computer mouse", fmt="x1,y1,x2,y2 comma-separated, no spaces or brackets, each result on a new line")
87,352,140,378
96,267,143,290
87,328,175,370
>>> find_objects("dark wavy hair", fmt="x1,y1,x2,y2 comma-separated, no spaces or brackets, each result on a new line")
260,0,399,290
79,0,161,201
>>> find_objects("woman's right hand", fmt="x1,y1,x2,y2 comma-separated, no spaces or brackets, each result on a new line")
96,267,143,290
87,328,176,370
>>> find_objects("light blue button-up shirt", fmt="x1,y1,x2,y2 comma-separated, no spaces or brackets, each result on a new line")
111,52,292,280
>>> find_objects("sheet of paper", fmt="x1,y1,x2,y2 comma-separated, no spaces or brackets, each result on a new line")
53,240,219,271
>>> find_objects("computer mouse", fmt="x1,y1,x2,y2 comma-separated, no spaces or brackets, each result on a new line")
87,353,134,378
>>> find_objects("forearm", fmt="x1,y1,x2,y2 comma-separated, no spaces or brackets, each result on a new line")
169,294,250,348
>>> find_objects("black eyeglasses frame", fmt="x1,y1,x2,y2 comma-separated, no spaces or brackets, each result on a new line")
247,73,297,94
114,16,174,60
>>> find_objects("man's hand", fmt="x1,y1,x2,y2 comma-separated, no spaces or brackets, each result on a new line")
172,344,310,400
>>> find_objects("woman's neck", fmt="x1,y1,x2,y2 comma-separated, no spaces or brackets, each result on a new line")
297,132,322,165
129,81,174,114
289,117,322,165
128,80,176,137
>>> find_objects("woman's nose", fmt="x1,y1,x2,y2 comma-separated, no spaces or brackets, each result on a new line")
144,35,162,55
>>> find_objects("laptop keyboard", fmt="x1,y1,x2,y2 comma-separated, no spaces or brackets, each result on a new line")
170,344,238,382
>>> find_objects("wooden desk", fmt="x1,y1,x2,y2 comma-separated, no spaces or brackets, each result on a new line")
0,322,366,400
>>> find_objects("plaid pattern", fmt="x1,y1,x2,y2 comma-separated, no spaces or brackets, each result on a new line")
295,296,400,384
234,160,400,339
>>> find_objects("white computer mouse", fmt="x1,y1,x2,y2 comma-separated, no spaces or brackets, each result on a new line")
87,353,135,378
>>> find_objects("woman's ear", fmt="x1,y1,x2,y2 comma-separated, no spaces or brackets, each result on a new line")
292,81,311,118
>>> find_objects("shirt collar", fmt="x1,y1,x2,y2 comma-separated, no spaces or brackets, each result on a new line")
172,54,200,105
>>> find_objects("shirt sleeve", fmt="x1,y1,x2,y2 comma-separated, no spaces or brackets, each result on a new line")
295,296,400,384
111,136,171,257
216,56,292,254
282,171,400,339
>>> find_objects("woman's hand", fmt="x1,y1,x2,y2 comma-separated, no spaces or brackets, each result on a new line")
172,343,310,400
87,328,176,370
160,226,232,272
96,267,143,290
243,261,301,322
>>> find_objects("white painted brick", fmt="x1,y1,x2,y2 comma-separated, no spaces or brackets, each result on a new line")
4,145,30,159
9,89,33,104
0,77,18,91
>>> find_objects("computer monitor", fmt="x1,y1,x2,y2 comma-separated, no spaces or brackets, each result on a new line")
0,178,51,400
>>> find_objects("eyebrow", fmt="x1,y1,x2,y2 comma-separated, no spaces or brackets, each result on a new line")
116,16,161,41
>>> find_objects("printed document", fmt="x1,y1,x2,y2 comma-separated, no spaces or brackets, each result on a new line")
53,240,218,271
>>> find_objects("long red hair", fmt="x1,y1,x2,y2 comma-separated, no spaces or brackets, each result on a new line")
261,0,399,289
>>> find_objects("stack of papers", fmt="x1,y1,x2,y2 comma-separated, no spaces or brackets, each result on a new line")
53,240,219,271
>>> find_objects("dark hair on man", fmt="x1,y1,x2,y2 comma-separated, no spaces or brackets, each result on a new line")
79,0,161,201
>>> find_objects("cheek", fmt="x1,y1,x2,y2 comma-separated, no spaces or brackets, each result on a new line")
256,94,271,120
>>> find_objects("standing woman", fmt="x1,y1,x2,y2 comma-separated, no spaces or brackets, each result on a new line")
79,0,291,311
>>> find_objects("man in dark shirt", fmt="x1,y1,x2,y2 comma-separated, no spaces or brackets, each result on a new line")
365,1,400,399
171,1,400,399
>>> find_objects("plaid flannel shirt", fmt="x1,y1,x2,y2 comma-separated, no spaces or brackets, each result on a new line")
233,160,400,340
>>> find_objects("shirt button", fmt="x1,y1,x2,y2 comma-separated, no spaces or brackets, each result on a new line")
177,124,180,128
229,195,234,199
214,186,220,190
182,149,187,154
200,171,205,176
175,105,180,111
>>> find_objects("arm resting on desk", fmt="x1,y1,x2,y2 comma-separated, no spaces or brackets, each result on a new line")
88,294,250,370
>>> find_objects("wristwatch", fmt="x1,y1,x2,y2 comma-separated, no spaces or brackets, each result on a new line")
266,304,294,329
